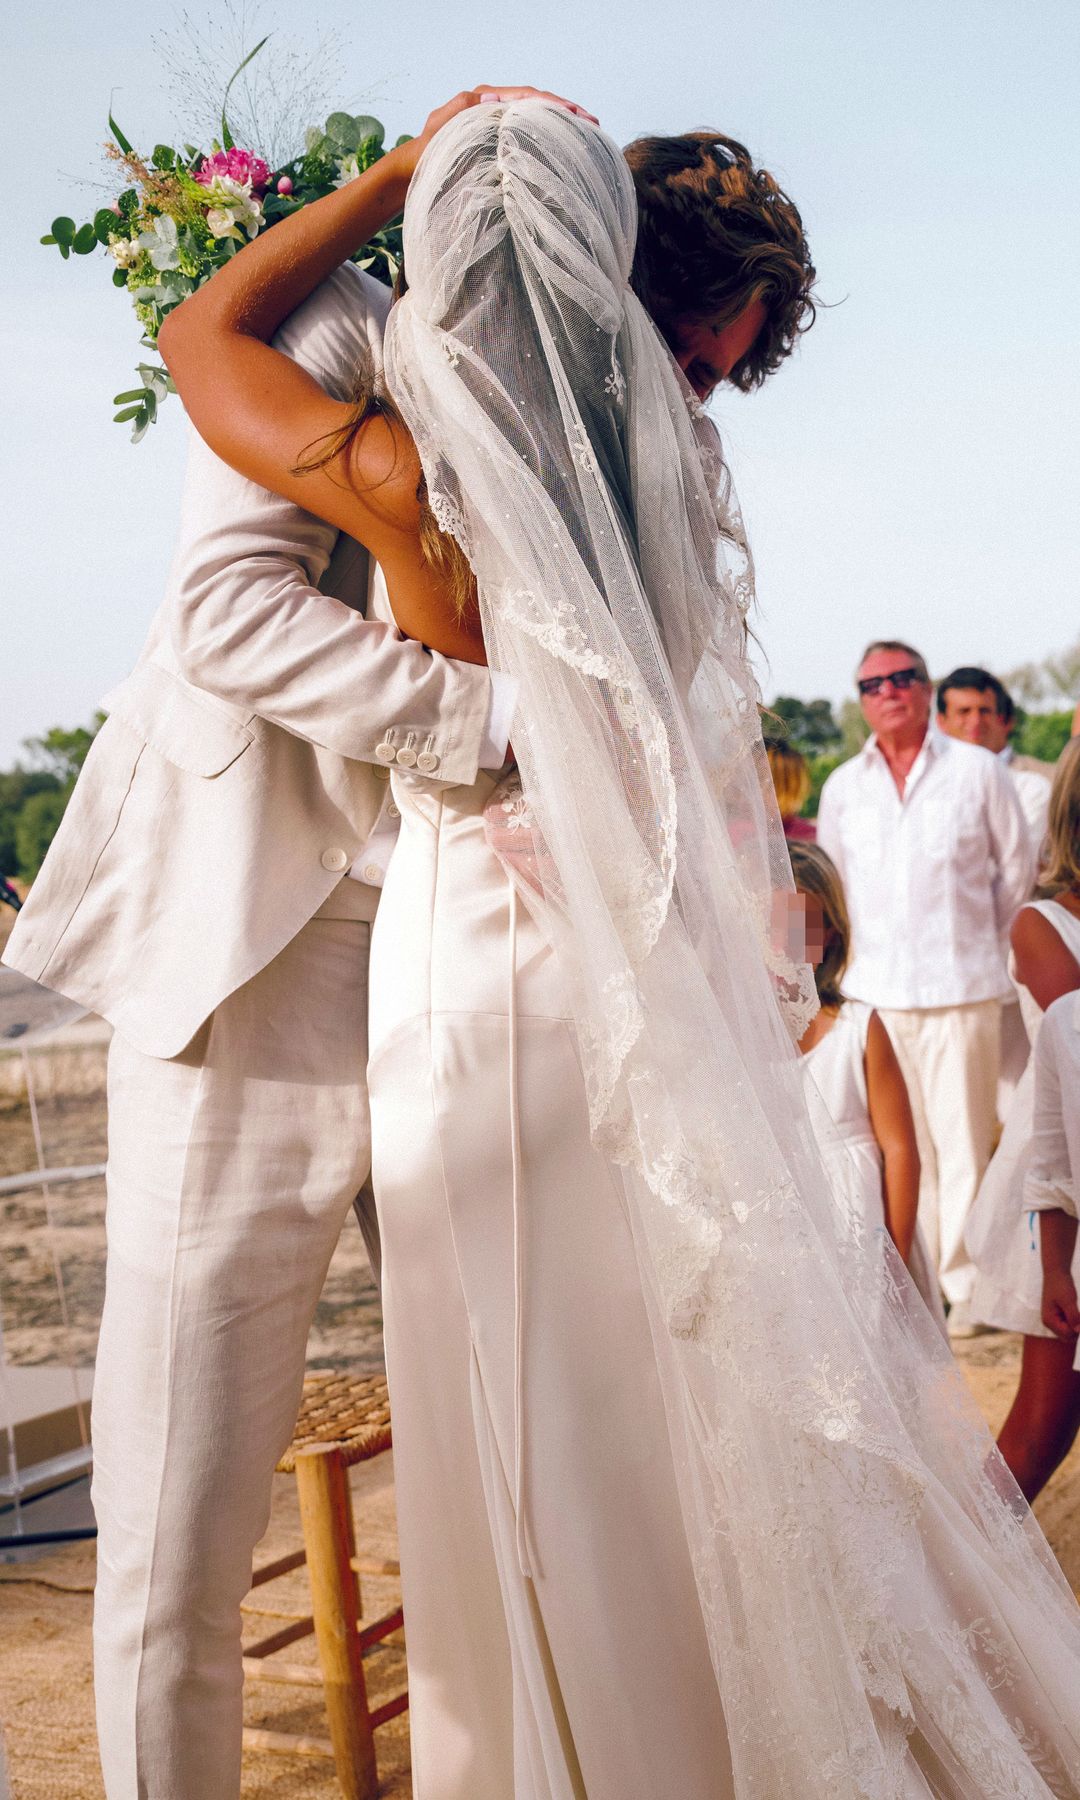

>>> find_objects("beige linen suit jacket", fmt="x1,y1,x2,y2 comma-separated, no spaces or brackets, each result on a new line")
4,264,492,1057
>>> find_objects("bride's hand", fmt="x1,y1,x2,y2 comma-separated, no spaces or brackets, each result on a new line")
392,86,599,184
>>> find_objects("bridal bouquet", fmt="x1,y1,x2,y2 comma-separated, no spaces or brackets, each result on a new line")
42,39,407,442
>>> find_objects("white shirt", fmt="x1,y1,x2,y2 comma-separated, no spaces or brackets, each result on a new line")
817,728,1033,1010
1024,991,1080,1219
998,744,1052,858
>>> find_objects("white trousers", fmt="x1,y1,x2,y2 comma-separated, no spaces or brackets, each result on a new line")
878,1000,1001,1307
91,883,376,1800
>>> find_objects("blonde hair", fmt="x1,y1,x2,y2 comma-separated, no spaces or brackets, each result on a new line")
787,841,850,1008
1040,737,1080,896
764,737,811,819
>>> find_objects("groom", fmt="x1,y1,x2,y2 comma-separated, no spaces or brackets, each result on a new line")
4,95,814,1800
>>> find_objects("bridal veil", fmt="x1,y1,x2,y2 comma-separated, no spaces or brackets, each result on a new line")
384,101,1080,1796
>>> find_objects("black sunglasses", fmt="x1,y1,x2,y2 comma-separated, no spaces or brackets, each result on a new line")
857,666,925,697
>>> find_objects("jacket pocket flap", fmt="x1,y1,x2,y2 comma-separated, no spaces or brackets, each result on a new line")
101,663,254,777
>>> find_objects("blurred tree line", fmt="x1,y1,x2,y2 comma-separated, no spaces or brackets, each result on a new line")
0,716,104,885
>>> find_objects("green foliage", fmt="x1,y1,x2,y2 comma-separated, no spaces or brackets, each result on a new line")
15,790,70,883
22,715,105,786
0,770,61,876
0,716,105,882
769,696,841,754
838,699,871,758
1013,710,1073,764
805,753,844,819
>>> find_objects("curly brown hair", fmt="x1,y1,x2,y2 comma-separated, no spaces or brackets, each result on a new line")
624,131,816,391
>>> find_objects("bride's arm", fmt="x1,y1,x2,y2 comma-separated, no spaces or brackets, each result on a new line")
158,85,592,578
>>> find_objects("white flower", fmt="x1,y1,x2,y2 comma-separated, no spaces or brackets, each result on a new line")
332,153,362,188
137,215,180,271
200,174,264,242
108,236,138,268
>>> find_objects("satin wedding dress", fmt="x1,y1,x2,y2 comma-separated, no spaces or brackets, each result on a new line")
367,766,735,1798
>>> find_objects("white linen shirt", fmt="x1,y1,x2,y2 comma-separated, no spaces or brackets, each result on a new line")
999,744,1052,858
816,728,1033,1010
1024,991,1080,1219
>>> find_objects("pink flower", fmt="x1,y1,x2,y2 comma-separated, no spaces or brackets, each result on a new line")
195,148,271,194
276,176,293,195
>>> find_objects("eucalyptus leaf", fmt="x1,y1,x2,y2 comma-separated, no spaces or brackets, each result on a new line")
113,405,144,422
113,389,148,404
131,415,150,444
94,209,120,245
73,225,98,255
351,115,385,150
40,234,56,246
324,112,361,148
151,144,176,170
51,217,76,246
112,267,129,287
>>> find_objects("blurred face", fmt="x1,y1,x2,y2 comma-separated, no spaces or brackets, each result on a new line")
671,298,769,399
939,687,1010,752
773,888,830,968
856,648,932,739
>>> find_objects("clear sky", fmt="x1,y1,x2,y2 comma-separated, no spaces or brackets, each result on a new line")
7,0,1079,766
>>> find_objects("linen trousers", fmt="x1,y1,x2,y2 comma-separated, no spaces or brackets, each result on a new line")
878,999,1001,1307
91,881,377,1800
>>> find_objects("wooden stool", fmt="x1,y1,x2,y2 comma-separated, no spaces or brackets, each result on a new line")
241,1371,407,1799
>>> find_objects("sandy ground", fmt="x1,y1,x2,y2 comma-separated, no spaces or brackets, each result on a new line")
3,1078,1080,1796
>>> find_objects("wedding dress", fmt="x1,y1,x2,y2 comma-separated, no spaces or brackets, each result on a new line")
799,1002,947,1335
367,99,1080,1797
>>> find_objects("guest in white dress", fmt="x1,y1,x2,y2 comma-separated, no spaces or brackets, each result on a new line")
967,739,1080,1498
1028,990,1080,1361
160,91,1080,1800
789,843,947,1333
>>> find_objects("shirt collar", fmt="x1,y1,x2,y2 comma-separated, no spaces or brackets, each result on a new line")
999,744,1015,765
861,723,939,767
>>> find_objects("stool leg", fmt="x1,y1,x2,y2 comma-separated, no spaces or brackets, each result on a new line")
295,1446,378,1800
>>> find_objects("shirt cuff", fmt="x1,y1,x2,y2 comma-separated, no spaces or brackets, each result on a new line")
479,671,519,771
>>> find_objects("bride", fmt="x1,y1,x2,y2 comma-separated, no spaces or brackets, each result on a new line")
160,88,1080,1798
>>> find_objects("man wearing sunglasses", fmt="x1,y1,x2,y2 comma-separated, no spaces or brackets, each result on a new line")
817,639,1033,1335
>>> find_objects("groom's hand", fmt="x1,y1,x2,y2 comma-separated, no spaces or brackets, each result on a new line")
392,86,599,184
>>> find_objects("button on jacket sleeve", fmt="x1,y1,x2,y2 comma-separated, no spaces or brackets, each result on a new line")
167,262,491,785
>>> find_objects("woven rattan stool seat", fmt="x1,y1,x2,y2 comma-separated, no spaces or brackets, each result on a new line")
277,1371,392,1471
